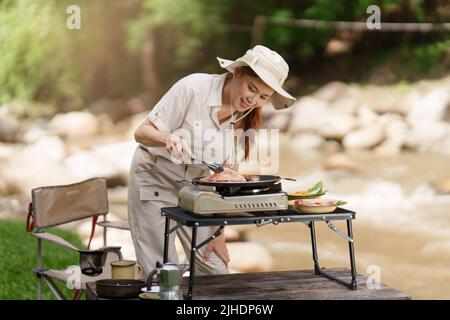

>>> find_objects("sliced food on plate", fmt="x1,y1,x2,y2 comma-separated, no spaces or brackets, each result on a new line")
291,199,347,214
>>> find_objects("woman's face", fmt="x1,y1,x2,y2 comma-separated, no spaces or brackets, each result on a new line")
230,69,275,113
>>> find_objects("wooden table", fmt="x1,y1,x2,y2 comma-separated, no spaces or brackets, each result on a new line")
85,269,410,300
180,268,410,300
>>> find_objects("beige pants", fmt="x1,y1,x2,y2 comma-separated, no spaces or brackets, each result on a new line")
127,145,229,276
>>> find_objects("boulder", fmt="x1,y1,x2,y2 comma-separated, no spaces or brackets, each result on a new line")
262,104,292,131
1,136,70,195
107,186,128,204
325,38,352,56
0,195,29,220
96,114,116,135
0,177,7,196
0,107,21,143
21,123,49,144
125,113,147,140
288,97,330,133
224,226,245,242
87,98,128,123
329,96,359,115
0,136,67,194
406,121,450,151
317,113,357,140
127,94,151,116
396,88,422,115
20,135,66,164
342,124,384,149
359,86,405,114
2,160,77,196
263,113,291,131
322,140,342,153
356,105,378,127
0,143,18,162
63,141,135,184
49,111,99,138
323,153,361,171
406,86,449,125
428,134,450,156
433,178,450,194
374,143,403,157
227,242,273,272
376,114,409,156
63,150,119,182
88,94,152,124
290,133,325,150
313,81,349,102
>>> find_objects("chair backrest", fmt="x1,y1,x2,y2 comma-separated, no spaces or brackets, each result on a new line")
31,178,108,229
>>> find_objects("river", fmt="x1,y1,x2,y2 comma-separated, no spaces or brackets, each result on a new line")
246,140,450,299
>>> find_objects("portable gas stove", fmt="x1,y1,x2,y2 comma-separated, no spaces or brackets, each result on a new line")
178,183,288,215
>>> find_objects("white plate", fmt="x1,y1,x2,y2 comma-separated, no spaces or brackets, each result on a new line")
141,286,160,293
294,205,337,214
292,199,346,214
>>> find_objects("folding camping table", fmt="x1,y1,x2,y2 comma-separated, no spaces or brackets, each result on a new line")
160,206,357,299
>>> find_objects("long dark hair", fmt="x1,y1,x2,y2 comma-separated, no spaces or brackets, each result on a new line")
234,66,263,159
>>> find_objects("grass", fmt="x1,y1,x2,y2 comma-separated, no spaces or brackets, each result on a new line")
0,219,83,300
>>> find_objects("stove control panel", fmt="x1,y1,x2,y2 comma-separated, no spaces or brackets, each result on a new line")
178,186,288,214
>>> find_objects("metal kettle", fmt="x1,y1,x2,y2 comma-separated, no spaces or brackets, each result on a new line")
146,261,189,300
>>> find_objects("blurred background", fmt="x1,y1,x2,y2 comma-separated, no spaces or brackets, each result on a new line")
0,0,449,299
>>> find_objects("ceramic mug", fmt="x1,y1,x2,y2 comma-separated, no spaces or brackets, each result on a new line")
111,260,143,280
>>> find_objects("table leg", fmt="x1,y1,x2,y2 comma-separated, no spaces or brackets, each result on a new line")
309,221,321,274
309,219,357,290
187,226,198,300
347,219,357,290
163,216,170,263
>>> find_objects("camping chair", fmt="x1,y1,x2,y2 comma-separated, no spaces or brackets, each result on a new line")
26,177,130,300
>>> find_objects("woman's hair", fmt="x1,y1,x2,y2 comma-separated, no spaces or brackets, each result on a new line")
235,66,263,159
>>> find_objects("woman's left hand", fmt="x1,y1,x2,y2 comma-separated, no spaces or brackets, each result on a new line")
203,228,230,267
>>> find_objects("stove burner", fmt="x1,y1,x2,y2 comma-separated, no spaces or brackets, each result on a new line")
215,183,282,196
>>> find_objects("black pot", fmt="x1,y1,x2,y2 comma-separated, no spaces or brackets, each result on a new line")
79,250,106,276
96,279,146,299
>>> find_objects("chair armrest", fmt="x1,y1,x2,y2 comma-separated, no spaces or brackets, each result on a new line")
97,220,129,231
32,232,80,252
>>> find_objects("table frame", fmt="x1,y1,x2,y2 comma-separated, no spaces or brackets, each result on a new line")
160,206,357,299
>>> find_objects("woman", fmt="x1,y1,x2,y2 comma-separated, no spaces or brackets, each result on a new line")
128,45,296,276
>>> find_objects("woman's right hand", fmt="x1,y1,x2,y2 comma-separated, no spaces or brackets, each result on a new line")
165,135,193,161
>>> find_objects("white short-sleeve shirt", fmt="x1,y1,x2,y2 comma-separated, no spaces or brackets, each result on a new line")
146,73,245,165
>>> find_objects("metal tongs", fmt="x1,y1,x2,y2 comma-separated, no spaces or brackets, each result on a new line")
191,156,224,173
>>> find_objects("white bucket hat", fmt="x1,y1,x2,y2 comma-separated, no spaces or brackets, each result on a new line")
217,45,296,110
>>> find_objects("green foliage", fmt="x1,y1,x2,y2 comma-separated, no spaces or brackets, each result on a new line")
396,38,450,80
0,219,83,299
0,0,82,107
127,0,227,68
411,40,450,71
0,0,447,112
